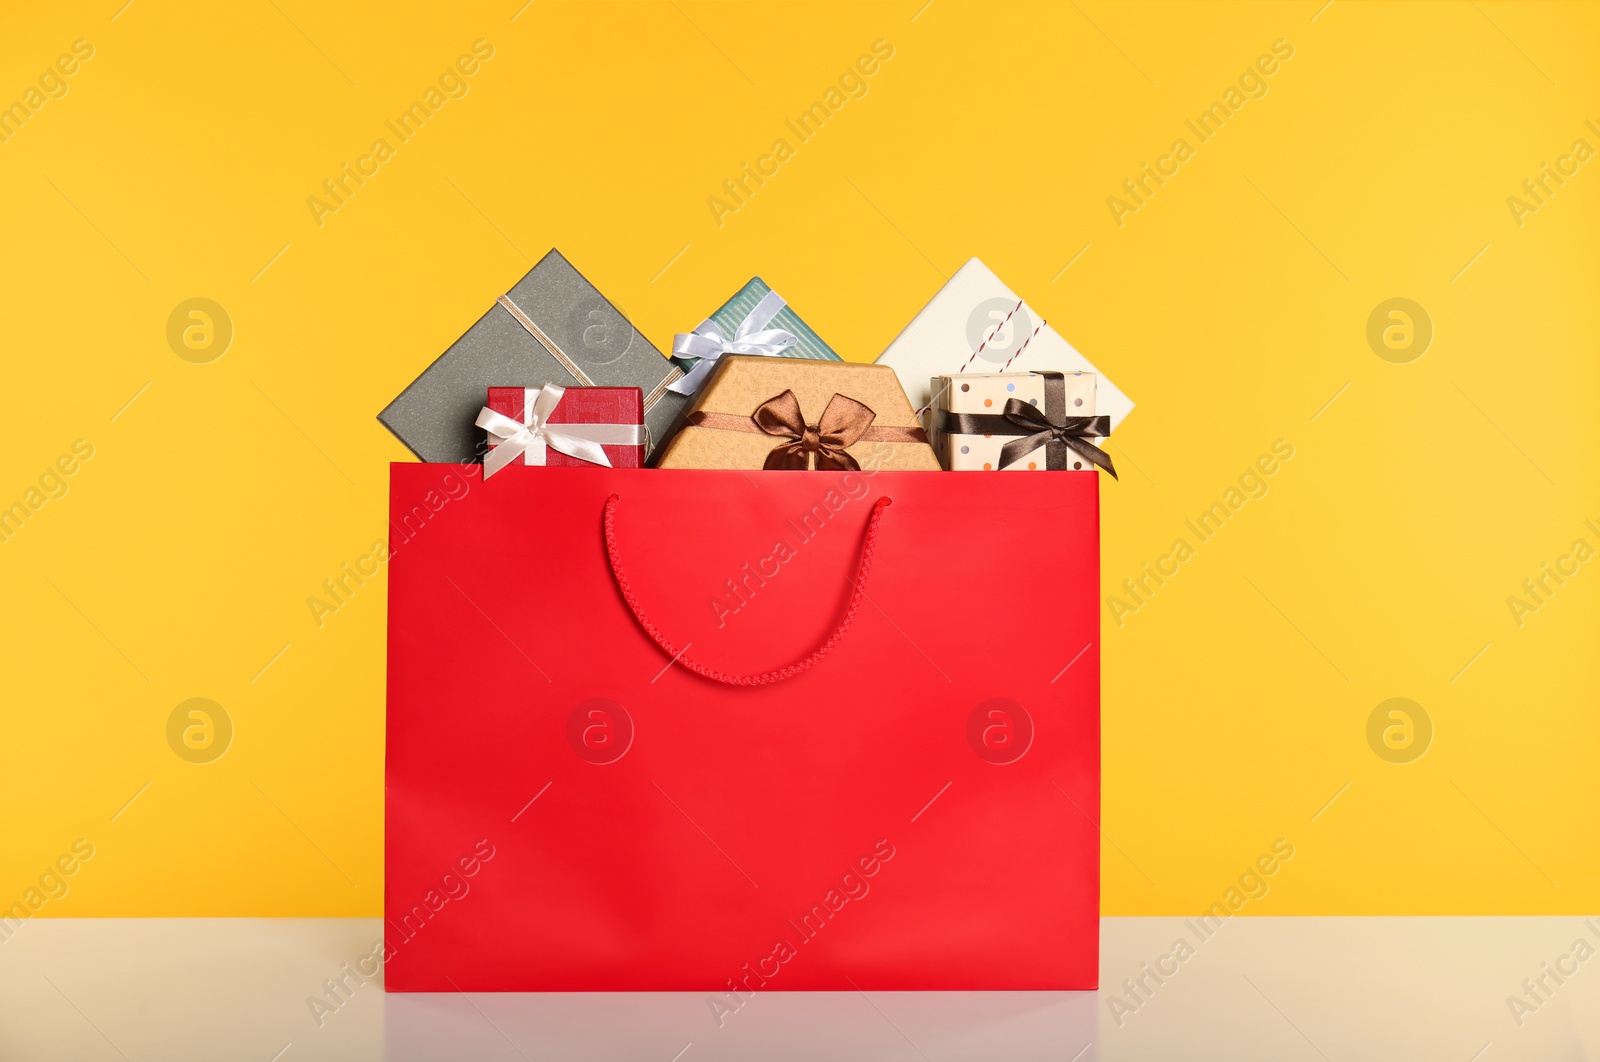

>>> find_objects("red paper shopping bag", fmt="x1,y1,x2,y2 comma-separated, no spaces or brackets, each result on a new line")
385,465,1100,991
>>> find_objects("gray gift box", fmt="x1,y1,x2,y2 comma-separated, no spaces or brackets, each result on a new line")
378,249,687,463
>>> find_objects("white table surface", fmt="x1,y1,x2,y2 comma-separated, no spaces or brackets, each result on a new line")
2,917,1596,1060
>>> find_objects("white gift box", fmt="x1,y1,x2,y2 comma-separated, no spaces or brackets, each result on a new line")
876,258,1135,433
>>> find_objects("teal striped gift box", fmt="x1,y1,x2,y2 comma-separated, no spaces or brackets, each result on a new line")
671,277,842,384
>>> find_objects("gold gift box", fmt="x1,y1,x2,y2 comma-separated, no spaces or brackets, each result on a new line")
654,355,941,471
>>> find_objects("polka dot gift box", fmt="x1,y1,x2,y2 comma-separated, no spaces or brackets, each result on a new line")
930,370,1117,476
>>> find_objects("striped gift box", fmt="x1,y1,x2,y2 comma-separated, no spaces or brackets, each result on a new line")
672,277,843,384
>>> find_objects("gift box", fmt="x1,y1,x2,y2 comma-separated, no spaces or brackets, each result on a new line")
930,371,1115,476
654,355,941,471
876,257,1135,432
477,385,644,477
669,277,841,396
378,249,687,463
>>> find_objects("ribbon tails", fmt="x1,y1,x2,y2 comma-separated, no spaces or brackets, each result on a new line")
669,290,798,395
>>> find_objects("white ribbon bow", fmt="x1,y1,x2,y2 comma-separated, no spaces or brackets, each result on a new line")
475,385,644,478
668,289,798,395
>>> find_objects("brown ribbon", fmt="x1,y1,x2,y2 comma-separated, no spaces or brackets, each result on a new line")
688,390,928,471
936,371,1117,476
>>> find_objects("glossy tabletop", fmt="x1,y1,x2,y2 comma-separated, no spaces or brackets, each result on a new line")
3,916,1598,1060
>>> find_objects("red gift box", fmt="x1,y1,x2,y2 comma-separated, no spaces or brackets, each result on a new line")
481,385,644,474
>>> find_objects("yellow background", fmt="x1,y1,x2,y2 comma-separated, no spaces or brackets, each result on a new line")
1,0,1595,917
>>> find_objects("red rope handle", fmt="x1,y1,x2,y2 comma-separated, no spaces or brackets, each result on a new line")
602,492,893,686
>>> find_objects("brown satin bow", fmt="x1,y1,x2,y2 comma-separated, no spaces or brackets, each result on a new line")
998,402,1116,477
752,390,877,471
934,371,1117,477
